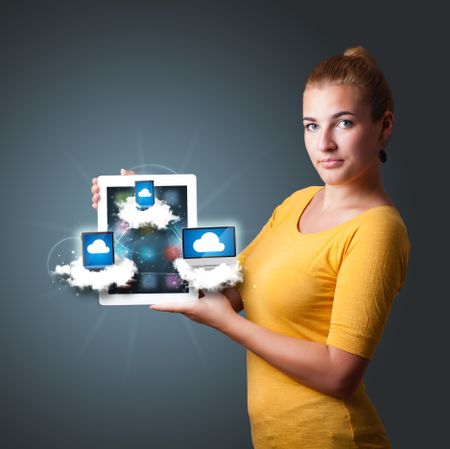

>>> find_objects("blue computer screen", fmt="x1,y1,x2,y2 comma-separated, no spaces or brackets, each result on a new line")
82,232,115,269
182,227,236,259
135,180,155,208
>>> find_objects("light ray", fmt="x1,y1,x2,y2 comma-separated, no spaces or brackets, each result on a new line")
178,315,211,373
77,311,108,358
32,288,62,303
179,121,203,173
136,125,146,168
123,308,140,381
65,152,91,182
199,134,289,212
27,220,74,234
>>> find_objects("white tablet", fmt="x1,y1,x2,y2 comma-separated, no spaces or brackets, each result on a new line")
97,174,198,306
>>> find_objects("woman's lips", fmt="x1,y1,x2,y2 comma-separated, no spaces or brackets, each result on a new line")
320,159,344,168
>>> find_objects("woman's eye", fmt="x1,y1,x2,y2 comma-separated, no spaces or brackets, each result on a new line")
305,123,318,131
338,120,353,128
304,121,352,131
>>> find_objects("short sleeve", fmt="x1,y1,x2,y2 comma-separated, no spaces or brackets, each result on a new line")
326,215,411,360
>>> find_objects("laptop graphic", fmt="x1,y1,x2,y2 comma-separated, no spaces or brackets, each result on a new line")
182,226,236,269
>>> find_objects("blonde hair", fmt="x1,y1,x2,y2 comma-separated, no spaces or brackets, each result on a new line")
304,46,394,122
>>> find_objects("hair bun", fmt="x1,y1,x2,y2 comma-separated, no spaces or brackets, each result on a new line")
343,46,377,66
304,46,393,121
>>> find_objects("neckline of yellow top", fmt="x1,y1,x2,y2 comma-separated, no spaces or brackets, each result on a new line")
295,186,399,237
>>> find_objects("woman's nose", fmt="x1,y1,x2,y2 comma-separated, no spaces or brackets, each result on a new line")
317,129,337,152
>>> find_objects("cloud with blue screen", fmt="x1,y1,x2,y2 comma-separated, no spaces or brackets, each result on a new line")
118,197,179,230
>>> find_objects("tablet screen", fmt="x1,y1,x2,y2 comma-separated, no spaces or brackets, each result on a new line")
106,185,189,294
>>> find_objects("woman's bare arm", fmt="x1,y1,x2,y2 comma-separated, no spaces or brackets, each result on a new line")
220,313,369,400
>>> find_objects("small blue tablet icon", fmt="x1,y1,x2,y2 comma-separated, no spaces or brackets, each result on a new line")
135,180,155,209
81,232,115,270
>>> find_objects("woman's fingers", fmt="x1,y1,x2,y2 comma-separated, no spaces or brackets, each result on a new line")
121,168,136,176
91,184,99,208
150,302,193,313
92,170,135,210
92,193,100,208
91,177,99,209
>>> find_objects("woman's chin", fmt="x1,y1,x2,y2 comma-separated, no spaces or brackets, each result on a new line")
318,172,348,185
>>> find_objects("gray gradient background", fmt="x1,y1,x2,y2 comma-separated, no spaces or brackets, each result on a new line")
1,1,448,448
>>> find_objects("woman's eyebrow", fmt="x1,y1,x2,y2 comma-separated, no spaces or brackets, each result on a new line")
302,111,357,121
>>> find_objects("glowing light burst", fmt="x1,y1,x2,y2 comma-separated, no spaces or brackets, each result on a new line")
164,245,180,261
44,159,212,370
112,226,129,245
164,273,182,289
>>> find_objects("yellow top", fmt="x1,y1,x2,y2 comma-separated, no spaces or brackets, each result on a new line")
237,185,411,449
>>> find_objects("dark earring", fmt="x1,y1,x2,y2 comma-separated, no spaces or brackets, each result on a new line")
379,149,387,163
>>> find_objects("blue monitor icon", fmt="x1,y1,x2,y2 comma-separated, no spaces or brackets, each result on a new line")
182,227,236,259
135,180,155,209
81,232,115,270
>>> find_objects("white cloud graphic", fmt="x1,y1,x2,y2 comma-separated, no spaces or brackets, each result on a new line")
173,258,243,291
87,239,111,254
54,256,137,291
118,196,179,230
193,232,225,253
137,188,152,198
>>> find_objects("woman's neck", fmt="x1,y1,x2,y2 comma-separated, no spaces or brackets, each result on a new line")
320,170,391,211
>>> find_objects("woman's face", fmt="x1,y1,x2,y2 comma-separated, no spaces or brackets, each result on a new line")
302,84,388,186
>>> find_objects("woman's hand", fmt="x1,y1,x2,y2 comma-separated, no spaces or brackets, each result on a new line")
91,168,135,209
150,290,239,332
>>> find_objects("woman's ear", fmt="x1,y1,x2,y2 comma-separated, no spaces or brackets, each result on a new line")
380,110,394,147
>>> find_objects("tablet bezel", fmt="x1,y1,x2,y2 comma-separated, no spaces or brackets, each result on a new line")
97,174,198,306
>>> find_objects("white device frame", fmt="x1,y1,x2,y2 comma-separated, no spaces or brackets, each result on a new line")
97,174,198,306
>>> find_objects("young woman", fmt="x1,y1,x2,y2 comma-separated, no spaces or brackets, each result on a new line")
91,46,410,449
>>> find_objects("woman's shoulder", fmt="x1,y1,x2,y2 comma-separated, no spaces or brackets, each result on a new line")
357,205,408,233
272,185,323,216
282,185,323,204
293,185,324,196
341,205,411,255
